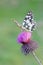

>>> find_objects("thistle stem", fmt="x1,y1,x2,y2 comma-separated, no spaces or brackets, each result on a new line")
32,51,42,65
13,19,30,32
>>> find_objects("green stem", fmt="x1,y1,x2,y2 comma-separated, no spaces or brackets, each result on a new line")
32,51,42,65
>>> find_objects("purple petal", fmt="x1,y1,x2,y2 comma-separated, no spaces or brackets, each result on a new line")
17,32,32,44
21,40,38,55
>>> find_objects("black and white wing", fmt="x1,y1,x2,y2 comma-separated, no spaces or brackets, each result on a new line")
22,11,36,32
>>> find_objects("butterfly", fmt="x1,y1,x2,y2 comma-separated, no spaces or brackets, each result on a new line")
22,11,36,32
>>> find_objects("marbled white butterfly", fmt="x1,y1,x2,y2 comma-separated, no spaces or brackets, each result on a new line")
22,11,36,32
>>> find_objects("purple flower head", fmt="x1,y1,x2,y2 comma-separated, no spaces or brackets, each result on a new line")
17,31,38,55
17,31,32,44
21,40,38,55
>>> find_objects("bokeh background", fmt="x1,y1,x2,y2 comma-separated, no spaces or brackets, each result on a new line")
0,0,43,65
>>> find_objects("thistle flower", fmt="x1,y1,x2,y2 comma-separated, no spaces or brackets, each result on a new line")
17,32,38,55
21,40,38,55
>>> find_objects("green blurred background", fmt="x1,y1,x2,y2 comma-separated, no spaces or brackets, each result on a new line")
0,0,43,65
